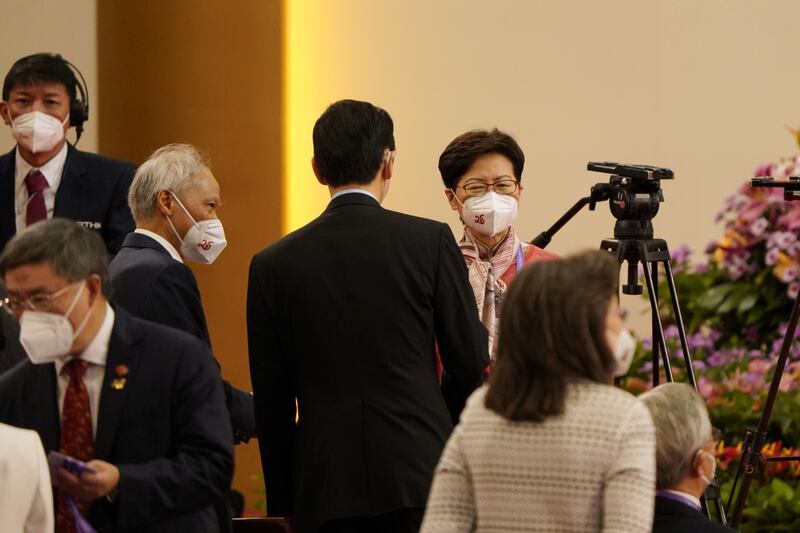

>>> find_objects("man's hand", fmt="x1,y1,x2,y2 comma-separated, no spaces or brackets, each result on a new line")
54,459,120,502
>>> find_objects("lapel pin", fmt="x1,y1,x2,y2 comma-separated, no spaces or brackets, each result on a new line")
111,364,129,390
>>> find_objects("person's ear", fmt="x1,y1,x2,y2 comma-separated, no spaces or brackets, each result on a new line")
0,102,10,125
156,190,174,216
382,151,394,181
445,188,460,211
85,274,103,306
312,157,327,185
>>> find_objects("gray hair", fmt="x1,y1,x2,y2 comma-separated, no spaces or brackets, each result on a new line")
639,382,712,489
128,143,209,221
0,218,110,296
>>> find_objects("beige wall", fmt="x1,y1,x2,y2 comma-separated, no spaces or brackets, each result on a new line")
286,0,800,334
0,0,98,154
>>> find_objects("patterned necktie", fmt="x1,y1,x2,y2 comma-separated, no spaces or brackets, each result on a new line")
24,169,48,226
56,359,94,533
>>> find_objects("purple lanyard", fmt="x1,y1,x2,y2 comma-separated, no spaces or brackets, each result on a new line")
515,245,524,273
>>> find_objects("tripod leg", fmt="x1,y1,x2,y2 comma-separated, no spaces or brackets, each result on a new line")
663,260,697,389
642,256,673,382
730,282,800,527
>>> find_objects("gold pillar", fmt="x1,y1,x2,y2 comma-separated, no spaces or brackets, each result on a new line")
97,0,283,512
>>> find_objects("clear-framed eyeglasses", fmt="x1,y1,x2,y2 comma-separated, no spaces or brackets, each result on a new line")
456,177,519,198
1,282,78,314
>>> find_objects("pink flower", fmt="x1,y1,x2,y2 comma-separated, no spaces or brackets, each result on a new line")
779,206,800,230
750,217,770,236
738,200,769,223
754,163,774,177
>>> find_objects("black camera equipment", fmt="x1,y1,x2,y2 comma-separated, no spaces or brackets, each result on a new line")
532,162,729,526
727,176,800,528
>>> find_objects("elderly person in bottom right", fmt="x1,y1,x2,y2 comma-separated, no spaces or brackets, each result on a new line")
640,383,735,533
420,250,656,533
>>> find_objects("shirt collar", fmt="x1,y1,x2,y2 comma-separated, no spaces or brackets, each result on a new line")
657,489,702,511
54,302,115,373
134,228,183,263
331,188,378,202
15,142,69,189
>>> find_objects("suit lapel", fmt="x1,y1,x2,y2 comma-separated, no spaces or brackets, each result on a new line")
0,148,17,248
54,144,87,220
31,363,61,451
94,310,142,461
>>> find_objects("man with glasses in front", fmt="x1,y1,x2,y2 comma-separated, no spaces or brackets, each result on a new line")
439,129,558,366
0,218,233,533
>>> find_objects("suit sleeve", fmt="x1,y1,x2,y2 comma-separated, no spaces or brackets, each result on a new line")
103,162,136,256
149,263,256,442
434,224,489,422
602,400,656,533
247,256,296,517
115,339,234,529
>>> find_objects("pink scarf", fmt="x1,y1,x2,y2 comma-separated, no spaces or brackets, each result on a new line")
459,228,527,361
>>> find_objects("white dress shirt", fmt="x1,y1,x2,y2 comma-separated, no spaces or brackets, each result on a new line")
134,228,183,263
14,143,69,233
0,422,54,533
54,303,115,437
331,188,378,201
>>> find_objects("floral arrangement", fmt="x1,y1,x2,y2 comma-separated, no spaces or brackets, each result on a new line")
622,151,800,531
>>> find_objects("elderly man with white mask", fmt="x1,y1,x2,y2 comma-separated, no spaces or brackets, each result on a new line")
640,383,735,533
108,143,254,445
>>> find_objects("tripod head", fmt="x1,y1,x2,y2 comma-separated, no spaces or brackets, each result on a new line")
588,162,673,240
751,176,800,201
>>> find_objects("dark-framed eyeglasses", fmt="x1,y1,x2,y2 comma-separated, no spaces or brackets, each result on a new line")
456,178,519,198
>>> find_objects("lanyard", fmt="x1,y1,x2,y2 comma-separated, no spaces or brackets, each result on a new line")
515,245,524,273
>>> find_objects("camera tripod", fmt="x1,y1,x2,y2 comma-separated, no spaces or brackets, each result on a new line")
724,177,800,528
532,162,728,526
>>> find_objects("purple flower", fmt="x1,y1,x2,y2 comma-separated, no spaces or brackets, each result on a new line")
694,263,711,273
671,244,693,263
693,360,707,371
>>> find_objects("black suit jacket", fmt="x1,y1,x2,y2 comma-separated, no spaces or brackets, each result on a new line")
0,144,135,254
108,232,256,442
653,495,736,533
247,193,488,533
0,307,233,533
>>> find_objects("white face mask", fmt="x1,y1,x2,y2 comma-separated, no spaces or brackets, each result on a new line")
697,449,717,486
457,191,518,236
606,327,636,377
9,110,69,154
166,191,227,264
19,281,93,364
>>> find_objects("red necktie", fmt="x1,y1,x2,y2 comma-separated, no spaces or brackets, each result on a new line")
56,359,95,533
24,169,48,226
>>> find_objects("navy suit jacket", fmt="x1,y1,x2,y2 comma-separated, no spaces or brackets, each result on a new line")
0,307,234,533
0,144,135,254
108,232,255,442
248,193,488,533
653,495,736,533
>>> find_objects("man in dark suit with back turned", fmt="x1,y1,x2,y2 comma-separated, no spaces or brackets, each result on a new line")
0,53,136,374
108,143,255,444
0,218,233,532
248,99,488,533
